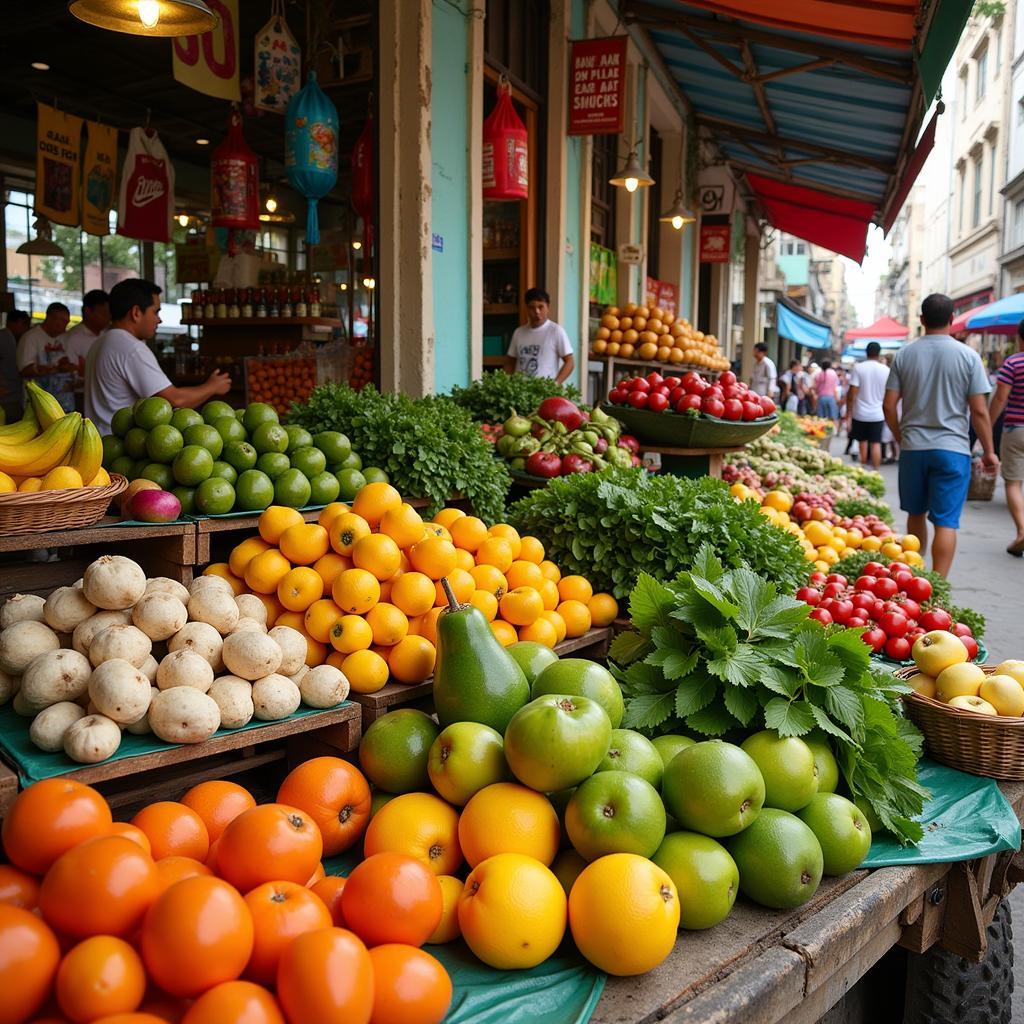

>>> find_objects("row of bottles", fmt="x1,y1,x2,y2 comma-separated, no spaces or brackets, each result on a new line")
185,286,322,321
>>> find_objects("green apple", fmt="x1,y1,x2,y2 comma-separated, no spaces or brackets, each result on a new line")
427,721,509,805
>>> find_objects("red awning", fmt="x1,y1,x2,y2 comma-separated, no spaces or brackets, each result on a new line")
845,316,908,340
883,110,939,233
951,301,994,333
746,174,875,262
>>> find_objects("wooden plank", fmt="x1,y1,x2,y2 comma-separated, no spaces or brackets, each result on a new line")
0,761,18,819
0,518,193,554
640,445,746,457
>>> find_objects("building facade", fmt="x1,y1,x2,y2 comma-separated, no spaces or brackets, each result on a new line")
1001,0,1024,296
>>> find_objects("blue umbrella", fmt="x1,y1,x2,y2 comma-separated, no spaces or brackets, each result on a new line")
964,293,1024,334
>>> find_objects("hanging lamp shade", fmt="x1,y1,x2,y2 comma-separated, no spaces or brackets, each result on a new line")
17,215,64,256
610,149,654,192
67,0,217,36
658,188,696,230
285,73,339,246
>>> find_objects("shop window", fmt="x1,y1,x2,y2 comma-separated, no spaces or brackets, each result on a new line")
1013,199,1024,247
989,141,997,216
976,47,988,102
645,129,663,281
485,0,549,98
972,154,983,228
958,168,966,233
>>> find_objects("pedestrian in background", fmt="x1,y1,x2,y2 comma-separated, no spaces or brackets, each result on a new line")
988,319,1024,556
0,310,30,424
815,360,839,425
779,359,803,413
846,342,888,469
750,343,777,400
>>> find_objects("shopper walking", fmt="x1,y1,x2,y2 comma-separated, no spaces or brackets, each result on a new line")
779,359,803,412
845,343,889,469
988,320,1024,556
750,343,777,400
883,294,998,577
815,360,839,424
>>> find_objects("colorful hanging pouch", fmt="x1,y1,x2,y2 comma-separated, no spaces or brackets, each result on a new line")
255,0,301,113
285,73,339,245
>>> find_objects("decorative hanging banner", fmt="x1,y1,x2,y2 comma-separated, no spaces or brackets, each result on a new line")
210,109,259,231
568,36,628,136
285,73,339,245
81,121,118,237
117,127,175,244
254,0,301,113
699,223,731,263
482,82,528,201
35,102,83,227
172,0,240,102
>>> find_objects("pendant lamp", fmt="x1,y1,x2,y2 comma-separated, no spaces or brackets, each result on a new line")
17,215,64,257
610,146,654,193
659,188,696,230
67,0,217,36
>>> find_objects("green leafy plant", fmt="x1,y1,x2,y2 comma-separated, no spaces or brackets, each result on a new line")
611,547,928,844
447,373,583,425
833,496,893,523
288,384,510,520
506,469,808,598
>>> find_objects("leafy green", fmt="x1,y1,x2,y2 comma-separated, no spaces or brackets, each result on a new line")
833,496,893,523
506,470,808,598
613,547,928,844
287,384,510,521
447,373,582,425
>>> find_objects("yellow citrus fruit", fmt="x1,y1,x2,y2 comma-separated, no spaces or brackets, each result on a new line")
488,524,522,559
352,534,402,581
253,591,283,627
490,620,517,646
450,516,489,552
328,512,371,556
435,569,474,607
332,567,381,614
229,536,271,578
540,610,567,644
816,546,839,566
557,600,592,638
458,853,567,969
426,875,463,944
365,602,409,646
861,535,882,552
469,564,508,600
557,576,593,604
803,521,832,547
17,477,43,492
42,466,83,489
518,536,545,563
458,783,560,867
469,591,498,622
304,599,343,644
390,572,437,617
313,552,351,592
505,560,544,591
762,490,793,513
329,614,373,654
317,501,349,529
87,467,111,487
518,617,557,647
415,607,444,646
588,593,619,628
380,502,426,549
277,566,324,612
421,522,453,542
409,537,458,580
364,792,463,874
341,649,390,693
904,550,925,567
388,635,436,683
568,853,679,976
499,587,544,627
351,481,402,527
476,537,514,574
882,542,904,560
454,548,475,572
539,560,561,583
279,522,330,566
259,505,304,544
244,548,293,595
901,534,922,552
538,579,560,611
432,507,466,530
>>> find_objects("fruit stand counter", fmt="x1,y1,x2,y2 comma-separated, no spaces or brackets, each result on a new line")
639,444,745,480
594,781,1024,1023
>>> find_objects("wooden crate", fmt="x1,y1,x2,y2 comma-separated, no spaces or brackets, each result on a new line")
0,703,361,820
349,626,613,729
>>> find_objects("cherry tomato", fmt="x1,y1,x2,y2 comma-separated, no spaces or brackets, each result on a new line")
872,578,898,600
884,636,912,661
904,576,933,603
809,607,833,625
862,627,887,651
950,621,973,638
628,391,649,409
961,635,980,660
854,576,877,593
878,611,908,638
919,609,952,632
647,392,670,413
796,587,822,606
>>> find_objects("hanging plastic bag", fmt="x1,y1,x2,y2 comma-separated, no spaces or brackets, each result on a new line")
210,108,260,231
254,0,301,113
351,115,374,253
285,73,339,245
482,79,528,201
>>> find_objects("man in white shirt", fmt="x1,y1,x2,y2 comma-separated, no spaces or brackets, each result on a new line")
85,278,232,436
504,287,574,384
750,343,777,398
17,302,74,412
63,290,110,373
846,342,890,469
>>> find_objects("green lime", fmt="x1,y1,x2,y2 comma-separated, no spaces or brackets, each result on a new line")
139,463,175,491
210,460,238,484
358,709,440,793
285,425,314,452
252,422,289,455
132,459,150,479
235,470,275,511
202,400,235,425
123,427,149,460
309,471,340,505
101,435,125,466
274,468,311,509
133,396,173,431
741,731,818,812
256,452,291,480
223,441,258,473
145,424,184,464
172,445,214,486
653,832,739,930
213,415,247,444
110,455,135,478
110,407,135,437
289,446,327,479
172,486,197,516
183,423,224,459
235,408,245,420
170,407,203,433
195,477,236,516
313,431,352,464
336,468,366,501
242,402,280,434
335,451,362,471
362,467,388,484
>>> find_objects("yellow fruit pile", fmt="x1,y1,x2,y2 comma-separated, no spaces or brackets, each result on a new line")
590,302,730,371
206,483,618,695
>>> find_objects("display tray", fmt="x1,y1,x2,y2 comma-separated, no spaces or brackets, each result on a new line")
601,405,777,448
873,637,988,671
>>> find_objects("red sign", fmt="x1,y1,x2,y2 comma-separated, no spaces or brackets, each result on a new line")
568,37,628,136
700,224,731,263
645,277,679,317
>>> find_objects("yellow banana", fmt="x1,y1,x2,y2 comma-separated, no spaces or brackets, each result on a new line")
26,381,67,430
0,413,81,477
0,405,39,444
67,418,103,485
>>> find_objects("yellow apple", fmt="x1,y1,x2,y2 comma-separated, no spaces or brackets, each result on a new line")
913,630,969,678
994,660,1024,687
948,695,997,716
979,674,1024,717
906,672,936,699
935,662,986,703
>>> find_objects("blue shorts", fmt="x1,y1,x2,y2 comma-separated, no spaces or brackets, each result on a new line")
816,395,838,419
898,450,971,528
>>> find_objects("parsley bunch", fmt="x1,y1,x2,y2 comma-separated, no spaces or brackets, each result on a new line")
612,546,928,844
447,374,583,425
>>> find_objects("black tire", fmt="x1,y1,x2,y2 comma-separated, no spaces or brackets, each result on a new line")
903,897,1014,1024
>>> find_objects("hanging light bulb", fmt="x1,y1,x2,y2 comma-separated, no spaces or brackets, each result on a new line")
176,212,189,228
352,241,362,251
67,0,217,37
609,148,654,192
658,189,696,231
137,0,159,27
264,193,278,214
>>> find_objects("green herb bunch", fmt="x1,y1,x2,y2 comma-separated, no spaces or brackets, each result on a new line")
612,546,927,844
506,469,808,598
288,384,510,520
447,373,583,425
833,496,893,522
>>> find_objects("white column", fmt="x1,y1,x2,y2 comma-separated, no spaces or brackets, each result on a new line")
741,231,760,383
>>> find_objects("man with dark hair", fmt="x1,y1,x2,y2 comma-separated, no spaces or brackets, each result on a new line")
846,341,889,469
16,301,74,412
0,310,30,423
85,278,230,435
883,293,998,576
63,290,110,371
504,286,574,383
988,319,1024,555
750,342,777,398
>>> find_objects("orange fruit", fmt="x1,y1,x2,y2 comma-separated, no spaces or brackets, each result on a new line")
391,572,437,617
342,852,444,946
540,610,567,644
279,523,330,566
490,620,517,646
317,501,350,529
420,522,452,542
333,568,381,614
154,855,212,893
469,590,498,622
518,536,545,563
180,781,256,843
518,617,558,647
414,607,444,646
181,979,286,1024
475,536,514,573
253,591,284,628
229,537,271,579
277,566,324,612
56,935,146,1022
469,564,508,600
458,853,566,969
342,649,390,694
499,587,544,626
539,560,561,583
307,863,326,887
259,506,304,545
364,793,462,875
380,503,426,548
310,876,347,927
329,614,374,654
388,636,436,684
216,804,324,893
454,547,476,572
432,507,466,529
0,904,61,1024
273,610,307,633
506,560,544,590
408,537,458,580
108,822,152,855
131,802,210,862
557,575,593,603
353,533,402,581
313,552,351,591
328,512,371,556
303,634,328,668
244,549,292,595
202,564,245,595
326,650,348,673
488,524,522,559
304,599,343,644
557,599,592,638
0,863,39,910
434,568,474,606
367,944,452,1024
276,927,373,1024
450,515,488,552
278,757,372,857
588,593,619,628
365,602,409,646
243,881,332,984
458,783,560,867
352,482,403,527
538,578,560,610
426,875,463,945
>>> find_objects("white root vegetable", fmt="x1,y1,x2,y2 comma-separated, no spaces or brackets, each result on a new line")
63,714,121,763
208,676,255,729
148,688,221,744
0,594,46,629
289,665,309,688
83,555,147,610
235,594,268,626
20,649,92,711
144,577,190,604
0,620,60,675
156,649,215,693
189,575,234,597
0,670,19,705
222,631,282,681
168,621,224,671
132,593,188,641
252,674,301,721
187,588,239,635
87,659,152,724
30,702,87,752
125,688,160,736
43,587,97,633
140,654,159,683
12,690,35,716
88,625,152,669
299,664,350,709
227,617,266,635
72,610,133,656
268,626,306,677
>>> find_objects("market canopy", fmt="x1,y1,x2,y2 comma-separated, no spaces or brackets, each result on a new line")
845,316,908,340
623,0,972,261
951,302,994,333
776,296,832,350
965,293,1024,336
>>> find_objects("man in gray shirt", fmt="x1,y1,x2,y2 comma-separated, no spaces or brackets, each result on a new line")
0,310,30,423
883,293,998,577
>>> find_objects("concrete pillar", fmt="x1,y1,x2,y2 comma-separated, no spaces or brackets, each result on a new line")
378,0,434,397
467,0,484,383
657,130,686,311
741,231,760,383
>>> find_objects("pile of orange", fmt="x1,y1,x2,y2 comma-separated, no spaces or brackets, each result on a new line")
0,765,455,1024
204,482,618,695
246,356,318,416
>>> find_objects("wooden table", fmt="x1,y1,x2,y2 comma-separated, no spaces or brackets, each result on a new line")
638,444,745,480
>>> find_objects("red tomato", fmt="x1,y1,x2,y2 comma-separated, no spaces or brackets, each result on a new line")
720,385,739,401
830,600,854,624
863,562,887,577
608,388,628,405
822,582,846,600
898,598,921,620
759,396,777,415
878,611,908,638
722,399,744,421
854,576,877,593
647,392,670,413
809,607,833,625
676,394,702,413
826,574,848,587
683,374,705,395
702,396,725,418
862,627,887,651
871,599,887,619
632,378,651,392
904,576,932,603
704,386,724,401
961,635,980,660
742,401,762,421
919,609,952,632
847,617,868,628
809,572,828,585
884,637,912,661
906,627,925,643
719,370,737,387
888,562,911,575
646,372,664,387
663,376,682,389
669,387,684,404
892,571,914,591
951,621,974,638
628,391,649,409
795,587,822,606
851,593,875,612
872,578,898,600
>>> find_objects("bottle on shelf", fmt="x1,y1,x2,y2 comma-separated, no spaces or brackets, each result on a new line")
294,285,308,318
268,287,281,317
214,289,228,319
241,287,254,318
203,290,216,320
255,288,267,318
281,286,294,319
227,288,240,319
309,287,321,318
191,290,203,322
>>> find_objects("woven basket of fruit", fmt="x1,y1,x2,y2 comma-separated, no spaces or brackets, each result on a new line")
0,474,128,535
897,664,1024,781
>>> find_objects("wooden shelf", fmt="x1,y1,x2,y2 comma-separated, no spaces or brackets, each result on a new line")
186,317,341,329
483,303,519,316
482,248,520,262
482,355,507,368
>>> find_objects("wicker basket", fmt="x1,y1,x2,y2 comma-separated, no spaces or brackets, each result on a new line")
898,665,1024,780
0,475,128,535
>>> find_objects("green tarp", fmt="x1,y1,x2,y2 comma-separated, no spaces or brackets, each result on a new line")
917,0,975,107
